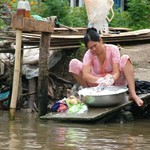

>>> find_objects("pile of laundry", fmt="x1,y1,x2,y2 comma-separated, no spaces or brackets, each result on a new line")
49,95,88,114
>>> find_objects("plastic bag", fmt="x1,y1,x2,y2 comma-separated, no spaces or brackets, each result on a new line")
65,96,88,114
84,0,114,34
67,103,88,114
32,15,44,21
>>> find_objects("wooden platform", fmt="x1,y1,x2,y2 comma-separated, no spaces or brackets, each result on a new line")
0,28,150,52
21,28,150,49
40,93,150,123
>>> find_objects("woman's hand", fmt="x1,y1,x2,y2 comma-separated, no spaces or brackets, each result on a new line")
103,77,114,86
96,75,114,86
95,77,105,84
104,74,114,86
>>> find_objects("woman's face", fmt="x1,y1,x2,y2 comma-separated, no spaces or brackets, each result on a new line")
87,40,103,55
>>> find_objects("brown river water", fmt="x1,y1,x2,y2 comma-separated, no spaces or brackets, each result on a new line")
0,110,150,150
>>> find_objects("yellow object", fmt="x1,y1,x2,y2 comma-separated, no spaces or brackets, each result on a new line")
12,0,16,3
24,0,31,18
67,96,80,105
30,1,35,6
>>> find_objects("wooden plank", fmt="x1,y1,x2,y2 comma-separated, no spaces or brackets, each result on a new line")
49,45,80,50
40,93,150,122
54,27,86,35
11,14,54,33
3,28,150,48
109,27,132,32
102,29,150,38
20,29,150,41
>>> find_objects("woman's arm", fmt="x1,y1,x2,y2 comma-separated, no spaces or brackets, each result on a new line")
82,62,120,84
82,64,99,83
112,63,120,81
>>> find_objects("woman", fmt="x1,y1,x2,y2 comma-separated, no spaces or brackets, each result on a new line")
69,27,143,107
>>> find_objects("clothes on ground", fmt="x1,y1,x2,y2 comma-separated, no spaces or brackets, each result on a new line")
135,80,150,95
50,96,88,114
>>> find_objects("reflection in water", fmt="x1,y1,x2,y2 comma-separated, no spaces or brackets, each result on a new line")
9,121,20,149
0,110,150,150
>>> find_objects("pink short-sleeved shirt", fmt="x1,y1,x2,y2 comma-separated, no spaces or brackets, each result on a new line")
83,44,120,77
69,44,129,86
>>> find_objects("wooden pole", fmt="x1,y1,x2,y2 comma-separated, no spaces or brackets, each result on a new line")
38,32,51,116
9,29,22,120
28,78,36,112
10,14,54,117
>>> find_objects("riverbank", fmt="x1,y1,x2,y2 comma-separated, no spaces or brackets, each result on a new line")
120,43,150,81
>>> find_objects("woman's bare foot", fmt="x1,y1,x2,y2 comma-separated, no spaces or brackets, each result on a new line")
129,94,144,107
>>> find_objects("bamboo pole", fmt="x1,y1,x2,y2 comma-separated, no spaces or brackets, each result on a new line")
9,29,22,120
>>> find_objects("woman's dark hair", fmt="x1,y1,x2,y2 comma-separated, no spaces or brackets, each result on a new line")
83,27,101,47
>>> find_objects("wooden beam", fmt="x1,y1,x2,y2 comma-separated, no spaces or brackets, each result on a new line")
38,32,51,116
11,14,54,33
10,14,54,119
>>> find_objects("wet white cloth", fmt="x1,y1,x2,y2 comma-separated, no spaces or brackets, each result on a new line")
96,74,114,86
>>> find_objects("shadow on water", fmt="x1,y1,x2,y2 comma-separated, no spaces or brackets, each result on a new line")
0,110,150,150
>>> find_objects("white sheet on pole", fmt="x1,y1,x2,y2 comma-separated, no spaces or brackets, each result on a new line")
84,0,114,33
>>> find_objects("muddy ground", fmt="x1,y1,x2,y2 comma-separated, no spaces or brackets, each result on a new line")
120,43,150,81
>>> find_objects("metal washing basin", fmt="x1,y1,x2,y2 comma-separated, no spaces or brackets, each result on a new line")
78,86,128,107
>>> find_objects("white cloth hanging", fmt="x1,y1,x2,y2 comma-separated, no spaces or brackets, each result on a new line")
84,0,114,34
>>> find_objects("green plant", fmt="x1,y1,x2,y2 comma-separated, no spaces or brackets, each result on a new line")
109,10,131,28
110,0,150,30
127,0,150,30
1,0,149,30
41,0,70,24
63,7,88,27
41,0,88,27
75,42,86,61
0,19,6,29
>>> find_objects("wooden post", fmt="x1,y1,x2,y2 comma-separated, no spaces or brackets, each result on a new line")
9,29,22,120
28,78,36,111
10,14,54,119
38,32,51,116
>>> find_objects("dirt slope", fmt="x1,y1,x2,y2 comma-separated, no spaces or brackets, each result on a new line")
120,43,150,81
